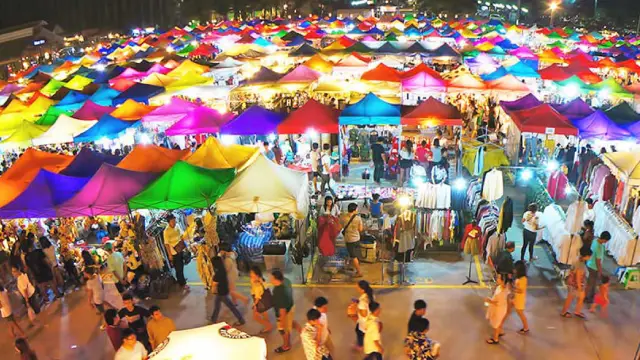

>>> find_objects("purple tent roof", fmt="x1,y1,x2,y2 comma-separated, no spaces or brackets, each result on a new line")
141,97,200,123
0,170,89,219
60,148,123,177
572,110,632,140
220,106,285,135
165,107,234,136
500,93,542,113
0,84,23,96
73,101,115,120
57,164,158,217
551,98,594,120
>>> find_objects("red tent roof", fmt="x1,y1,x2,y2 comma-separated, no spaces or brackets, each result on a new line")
277,99,339,134
539,64,571,81
401,97,462,126
360,63,401,82
508,104,578,135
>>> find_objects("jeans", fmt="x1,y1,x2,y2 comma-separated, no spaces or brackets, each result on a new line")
524,136,537,164
172,251,186,286
585,267,599,304
211,294,244,323
320,173,336,197
373,162,384,183
521,229,536,261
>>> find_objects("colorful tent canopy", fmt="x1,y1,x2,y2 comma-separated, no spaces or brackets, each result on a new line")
572,110,632,140
446,73,486,91
35,106,73,126
361,63,401,82
33,115,97,145
141,97,199,123
0,170,89,219
59,148,123,178
73,101,115,120
74,115,138,143
278,65,321,83
112,83,164,105
128,161,235,210
186,137,258,170
601,152,640,185
339,92,401,125
500,93,542,112
118,144,190,172
277,99,339,134
486,74,530,92
507,104,578,135
0,121,49,148
57,164,158,217
215,154,309,218
401,97,462,126
221,106,285,135
303,54,334,73
604,102,640,125
110,99,156,120
165,107,234,136
550,98,594,120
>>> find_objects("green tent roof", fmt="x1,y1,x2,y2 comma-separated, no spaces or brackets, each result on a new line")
40,79,66,97
128,161,235,210
35,106,73,126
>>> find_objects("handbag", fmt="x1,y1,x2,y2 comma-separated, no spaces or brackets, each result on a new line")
256,285,273,313
173,240,186,254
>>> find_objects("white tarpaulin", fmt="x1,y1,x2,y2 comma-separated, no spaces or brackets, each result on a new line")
149,322,266,360
33,114,97,145
215,154,309,218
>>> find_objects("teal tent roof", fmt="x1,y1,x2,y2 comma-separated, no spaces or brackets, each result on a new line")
339,93,400,125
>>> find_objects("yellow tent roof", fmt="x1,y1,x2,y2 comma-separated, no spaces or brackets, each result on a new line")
186,137,258,170
65,75,94,91
165,72,213,91
23,97,56,119
0,112,28,137
303,54,334,73
0,121,50,148
321,41,346,52
110,99,157,120
168,60,210,77
1,99,27,114
77,55,99,66
602,152,640,185
142,73,177,87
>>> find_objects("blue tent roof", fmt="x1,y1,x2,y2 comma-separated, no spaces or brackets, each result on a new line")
220,106,285,135
429,43,460,58
572,110,633,140
481,67,508,81
112,83,164,106
91,66,125,83
57,91,90,111
505,61,540,78
89,86,121,106
286,36,307,47
74,115,139,143
339,93,400,125
60,148,124,178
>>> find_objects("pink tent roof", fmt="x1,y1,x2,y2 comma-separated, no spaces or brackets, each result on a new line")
145,63,171,75
401,70,446,90
72,101,115,120
510,46,537,59
57,164,158,217
486,74,531,92
278,65,321,83
141,97,200,123
165,106,234,135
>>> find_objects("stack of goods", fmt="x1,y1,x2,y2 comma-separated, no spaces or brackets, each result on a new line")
334,184,414,202
234,223,274,264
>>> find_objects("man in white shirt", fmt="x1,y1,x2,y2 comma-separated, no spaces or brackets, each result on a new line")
319,144,336,198
105,242,126,293
310,143,320,194
115,328,149,360
364,302,383,360
583,198,595,223
0,284,25,338
163,214,189,289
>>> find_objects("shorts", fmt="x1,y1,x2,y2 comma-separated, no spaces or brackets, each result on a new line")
400,159,413,169
594,294,608,307
346,241,361,259
312,171,320,178
94,303,105,313
277,305,295,332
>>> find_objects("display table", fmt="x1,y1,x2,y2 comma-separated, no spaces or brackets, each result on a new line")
149,322,267,360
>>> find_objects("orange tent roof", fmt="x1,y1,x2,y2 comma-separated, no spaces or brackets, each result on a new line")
303,54,333,73
361,63,401,82
110,99,158,120
447,74,487,90
0,148,74,207
401,97,462,126
117,144,189,172
486,74,531,92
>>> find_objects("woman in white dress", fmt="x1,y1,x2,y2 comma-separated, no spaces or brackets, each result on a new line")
485,274,510,344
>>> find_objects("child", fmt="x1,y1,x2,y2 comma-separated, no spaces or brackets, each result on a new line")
590,275,610,317
300,309,332,360
314,297,333,354
364,301,383,360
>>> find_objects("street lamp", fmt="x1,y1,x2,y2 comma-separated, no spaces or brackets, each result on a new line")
549,2,559,27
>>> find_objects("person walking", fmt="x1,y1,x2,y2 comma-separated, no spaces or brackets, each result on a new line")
485,274,510,344
163,214,190,290
39,236,62,298
84,267,108,330
105,242,127,293
219,243,248,306
370,137,387,185
210,256,245,326
249,266,273,333
14,338,38,360
340,203,364,278
114,329,148,360
501,261,529,334
521,204,543,262
314,297,333,354
585,231,611,305
408,299,428,333
310,142,321,194
271,270,301,354
11,266,39,326
320,143,337,198
404,318,440,360
349,280,374,352
363,301,383,360
561,247,593,318
23,234,60,301
399,140,414,186
146,305,176,350
0,284,25,338
301,308,332,360
119,294,151,351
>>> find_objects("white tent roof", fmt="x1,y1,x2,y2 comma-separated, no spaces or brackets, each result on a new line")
216,154,309,218
148,322,266,360
33,115,97,146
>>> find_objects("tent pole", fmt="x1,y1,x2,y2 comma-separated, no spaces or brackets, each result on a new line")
338,126,343,181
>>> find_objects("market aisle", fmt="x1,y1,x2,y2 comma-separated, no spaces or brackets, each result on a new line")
0,278,638,360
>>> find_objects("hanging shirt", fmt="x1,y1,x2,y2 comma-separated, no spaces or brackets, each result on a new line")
482,169,504,202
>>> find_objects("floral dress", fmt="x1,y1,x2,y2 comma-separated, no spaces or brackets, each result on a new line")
404,331,439,360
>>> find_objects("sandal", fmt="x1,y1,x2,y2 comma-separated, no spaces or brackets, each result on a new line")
574,313,586,319
486,338,500,345
560,312,572,318
275,346,291,353
518,328,530,335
